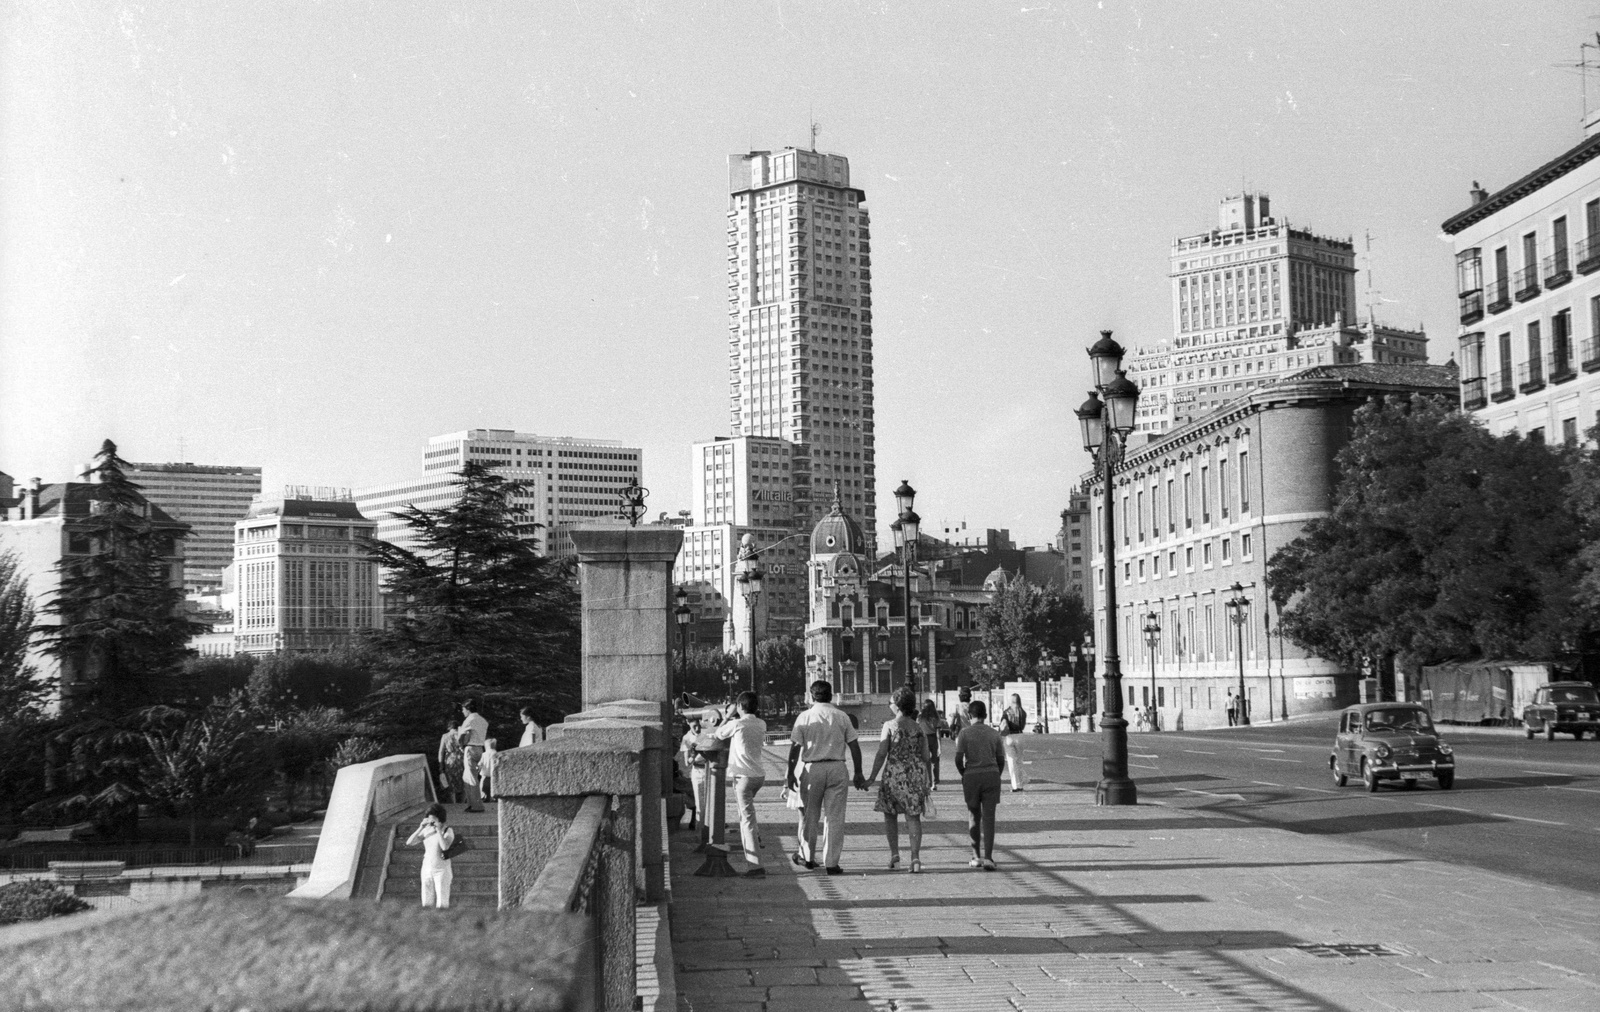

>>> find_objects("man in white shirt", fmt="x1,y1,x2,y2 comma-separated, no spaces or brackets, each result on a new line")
518,705,543,748
456,698,490,812
713,691,769,878
784,680,865,875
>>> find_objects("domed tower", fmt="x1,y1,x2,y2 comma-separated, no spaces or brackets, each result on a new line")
805,486,873,695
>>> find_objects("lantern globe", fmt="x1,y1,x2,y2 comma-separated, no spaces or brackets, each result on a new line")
892,480,916,514
1087,329,1126,389
1103,369,1140,433
1074,391,1105,451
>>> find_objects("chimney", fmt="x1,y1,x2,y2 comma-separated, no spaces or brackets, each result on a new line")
26,477,41,520
1469,181,1488,206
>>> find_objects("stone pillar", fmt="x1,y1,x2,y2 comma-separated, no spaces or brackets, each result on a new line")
549,715,667,903
568,524,684,711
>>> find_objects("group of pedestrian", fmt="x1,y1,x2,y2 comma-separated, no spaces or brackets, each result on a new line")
415,697,548,908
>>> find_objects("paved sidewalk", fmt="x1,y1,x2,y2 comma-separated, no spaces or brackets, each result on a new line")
668,748,1599,1011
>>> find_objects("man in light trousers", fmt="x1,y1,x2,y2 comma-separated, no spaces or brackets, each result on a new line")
456,697,489,812
713,691,769,878
784,679,866,875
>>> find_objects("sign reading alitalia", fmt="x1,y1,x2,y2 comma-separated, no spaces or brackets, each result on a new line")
751,490,794,501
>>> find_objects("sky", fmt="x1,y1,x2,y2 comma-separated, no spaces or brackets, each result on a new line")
1,1,1592,547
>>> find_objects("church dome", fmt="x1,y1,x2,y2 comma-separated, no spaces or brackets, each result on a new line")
810,485,867,556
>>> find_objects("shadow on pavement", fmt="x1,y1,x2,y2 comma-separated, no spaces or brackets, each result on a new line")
1274,808,1502,835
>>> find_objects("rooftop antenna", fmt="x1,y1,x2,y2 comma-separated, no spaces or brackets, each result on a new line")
1554,33,1600,124
1364,230,1377,330
176,435,187,463
809,109,821,152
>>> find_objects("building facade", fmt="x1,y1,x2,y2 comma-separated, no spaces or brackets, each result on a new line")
1445,116,1600,442
126,462,263,592
727,147,876,548
0,477,188,705
1127,193,1427,434
1084,363,1458,730
233,493,381,655
355,428,644,557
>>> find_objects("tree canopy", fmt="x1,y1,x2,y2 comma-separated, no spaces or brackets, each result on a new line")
972,577,1091,689
1267,395,1585,672
0,551,45,717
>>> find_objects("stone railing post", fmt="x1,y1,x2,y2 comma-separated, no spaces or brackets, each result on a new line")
567,525,683,712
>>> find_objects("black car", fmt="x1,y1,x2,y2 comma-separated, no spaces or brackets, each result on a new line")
1522,682,1600,741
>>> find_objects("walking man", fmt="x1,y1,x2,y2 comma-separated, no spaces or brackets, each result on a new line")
714,691,769,878
457,698,489,812
1226,690,1239,727
784,679,865,875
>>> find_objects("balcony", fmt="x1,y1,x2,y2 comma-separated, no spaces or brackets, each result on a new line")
1518,360,1545,394
1543,249,1572,290
1484,277,1511,315
1583,337,1600,373
1550,345,1577,385
1491,372,1516,403
1458,290,1483,326
1514,265,1541,302
1461,376,1487,411
1577,235,1600,275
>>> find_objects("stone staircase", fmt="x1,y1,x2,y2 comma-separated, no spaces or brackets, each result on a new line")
376,804,499,909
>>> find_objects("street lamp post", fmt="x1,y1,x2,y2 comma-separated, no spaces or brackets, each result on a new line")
1074,329,1142,805
1226,582,1252,726
1084,636,1097,733
675,586,692,702
890,480,921,697
735,534,764,696
1142,612,1161,732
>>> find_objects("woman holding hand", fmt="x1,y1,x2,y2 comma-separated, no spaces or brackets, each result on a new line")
866,688,932,873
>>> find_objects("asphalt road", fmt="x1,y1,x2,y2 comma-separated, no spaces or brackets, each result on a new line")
1013,713,1600,895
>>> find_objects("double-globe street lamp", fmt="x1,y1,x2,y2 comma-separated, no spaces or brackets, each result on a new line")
675,586,693,701
735,534,764,696
1141,612,1161,732
1074,330,1141,806
1226,582,1252,726
889,480,921,697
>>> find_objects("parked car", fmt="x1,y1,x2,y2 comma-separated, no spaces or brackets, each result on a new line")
1330,703,1455,791
1521,682,1600,740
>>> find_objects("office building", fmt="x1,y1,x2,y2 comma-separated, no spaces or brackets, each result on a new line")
126,462,263,592
355,428,644,557
727,147,876,547
1083,363,1457,729
1126,193,1428,434
1445,112,1600,442
233,490,381,655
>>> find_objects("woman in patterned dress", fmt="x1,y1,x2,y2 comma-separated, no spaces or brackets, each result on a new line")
866,688,932,873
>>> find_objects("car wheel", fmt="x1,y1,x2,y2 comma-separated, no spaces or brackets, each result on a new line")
1525,724,1535,740
1546,723,1557,741
1436,770,1454,790
1362,759,1379,793
1330,756,1347,787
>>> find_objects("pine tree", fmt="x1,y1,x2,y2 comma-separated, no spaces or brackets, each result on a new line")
360,463,580,749
41,440,194,714
0,551,45,716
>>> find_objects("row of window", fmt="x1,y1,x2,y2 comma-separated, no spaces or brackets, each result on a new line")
1108,533,1255,586
1093,450,1253,555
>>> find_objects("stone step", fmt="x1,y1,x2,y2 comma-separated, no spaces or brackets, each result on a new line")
383,877,498,898
388,849,498,865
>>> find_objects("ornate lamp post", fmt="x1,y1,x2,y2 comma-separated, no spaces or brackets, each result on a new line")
675,586,692,702
890,480,921,696
735,534,764,695
1141,612,1161,732
617,482,649,526
1075,329,1141,805
1226,582,1252,726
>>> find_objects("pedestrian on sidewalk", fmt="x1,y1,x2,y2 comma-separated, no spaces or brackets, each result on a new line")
916,698,941,789
949,686,973,736
953,699,1005,871
478,738,499,801
405,803,456,908
680,714,707,831
456,698,489,812
1000,693,1028,792
712,691,769,878
867,688,932,873
784,679,866,875
518,705,543,747
436,715,464,804
1226,691,1239,727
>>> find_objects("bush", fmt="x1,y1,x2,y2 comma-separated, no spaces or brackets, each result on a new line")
0,880,91,925
329,736,384,769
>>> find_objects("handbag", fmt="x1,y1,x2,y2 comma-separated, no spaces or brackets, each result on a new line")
440,832,470,861
922,792,938,819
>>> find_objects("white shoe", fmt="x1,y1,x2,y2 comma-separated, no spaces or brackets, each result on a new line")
968,857,982,868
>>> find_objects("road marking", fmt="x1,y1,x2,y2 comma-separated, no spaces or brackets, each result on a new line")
1130,763,1160,770
1131,753,1159,758
1173,787,1247,801
1416,802,1476,813
1259,758,1304,763
1489,812,1569,826
1549,785,1600,794
1296,785,1339,794
1522,770,1562,776
1250,781,1282,787
1241,748,1287,753
1181,749,1216,754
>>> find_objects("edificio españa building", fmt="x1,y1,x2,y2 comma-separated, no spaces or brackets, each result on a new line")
1445,111,1600,442
234,491,382,655
1126,193,1427,435
125,462,263,593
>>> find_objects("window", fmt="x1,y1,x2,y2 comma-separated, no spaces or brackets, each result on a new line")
1530,427,1546,444
1183,472,1193,528
1238,452,1250,513
1242,532,1253,558
1564,418,1579,446
1202,542,1213,565
1219,458,1231,519
1137,490,1145,541
1168,550,1177,574
1185,546,1194,570
1200,465,1211,523
1222,537,1232,561
1167,478,1176,532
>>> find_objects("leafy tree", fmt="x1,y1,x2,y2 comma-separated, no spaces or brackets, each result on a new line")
677,645,744,701
359,464,580,753
754,636,807,704
0,551,46,717
139,697,273,844
266,706,354,815
973,578,1091,689
1268,395,1584,679
39,440,194,714
329,735,385,769
245,649,372,713
175,655,256,709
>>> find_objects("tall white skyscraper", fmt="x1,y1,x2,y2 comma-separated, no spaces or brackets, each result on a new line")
726,147,876,551
126,462,263,591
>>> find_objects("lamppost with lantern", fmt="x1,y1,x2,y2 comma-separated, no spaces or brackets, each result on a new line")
1084,635,1097,733
889,480,921,697
675,586,693,702
735,534,764,696
1226,582,1252,725
1074,329,1141,805
1141,612,1161,732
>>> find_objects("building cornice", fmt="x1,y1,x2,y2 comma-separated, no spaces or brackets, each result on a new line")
1441,132,1600,236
